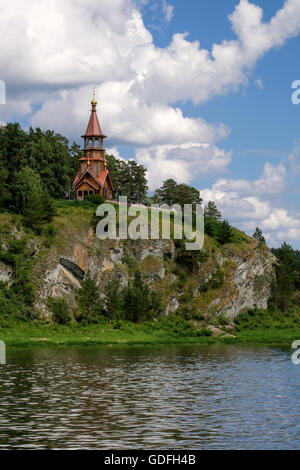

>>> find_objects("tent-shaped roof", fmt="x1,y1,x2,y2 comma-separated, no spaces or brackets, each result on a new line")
81,101,106,138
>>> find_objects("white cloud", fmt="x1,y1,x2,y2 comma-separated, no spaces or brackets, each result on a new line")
32,81,229,145
136,142,232,190
0,98,32,121
211,162,286,195
202,188,271,221
132,0,300,105
2,0,300,118
25,0,299,201
162,0,174,23
1,0,300,245
254,78,264,90
201,161,300,246
106,147,122,160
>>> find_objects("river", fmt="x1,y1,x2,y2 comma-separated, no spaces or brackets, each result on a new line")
0,345,299,449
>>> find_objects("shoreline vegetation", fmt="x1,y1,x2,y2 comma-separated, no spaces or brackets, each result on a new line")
1,319,299,348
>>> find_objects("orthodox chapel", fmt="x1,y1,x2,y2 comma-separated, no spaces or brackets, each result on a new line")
72,91,113,200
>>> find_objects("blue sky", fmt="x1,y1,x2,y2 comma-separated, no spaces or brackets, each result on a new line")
140,0,300,247
141,0,300,181
1,0,300,247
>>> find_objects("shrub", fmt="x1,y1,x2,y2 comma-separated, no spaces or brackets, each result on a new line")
121,271,161,322
8,238,27,254
233,307,300,331
76,277,104,323
174,240,208,273
103,276,123,320
85,194,105,205
0,284,31,322
149,315,196,337
204,217,220,238
191,312,205,321
47,297,72,324
196,327,213,337
216,314,230,327
200,282,208,293
217,220,233,245
121,255,138,271
209,269,225,289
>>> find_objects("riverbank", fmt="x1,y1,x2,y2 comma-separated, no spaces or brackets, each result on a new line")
1,321,299,348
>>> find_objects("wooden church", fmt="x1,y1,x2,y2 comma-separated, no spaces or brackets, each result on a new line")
72,90,113,200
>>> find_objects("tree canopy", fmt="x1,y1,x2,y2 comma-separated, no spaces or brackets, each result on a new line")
106,153,148,203
0,124,76,229
204,201,221,221
154,178,202,209
0,123,79,205
253,227,266,244
272,243,296,312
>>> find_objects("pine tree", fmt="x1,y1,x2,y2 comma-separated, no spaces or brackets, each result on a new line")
204,217,216,237
106,153,122,195
23,191,55,232
217,220,233,245
204,201,221,220
69,142,82,176
41,192,56,223
0,162,10,206
104,276,123,319
122,271,157,322
23,187,46,233
76,277,103,323
14,167,56,232
122,282,139,322
252,227,265,244
129,160,148,204
155,179,178,206
274,242,295,312
176,183,202,207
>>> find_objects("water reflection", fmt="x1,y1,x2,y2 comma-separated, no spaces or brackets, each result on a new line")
0,345,298,449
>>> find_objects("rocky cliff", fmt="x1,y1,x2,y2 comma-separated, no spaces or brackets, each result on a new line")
0,206,276,322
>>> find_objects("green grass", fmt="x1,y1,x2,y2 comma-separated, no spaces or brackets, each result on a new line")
0,320,215,347
234,306,300,330
1,318,300,348
233,328,300,346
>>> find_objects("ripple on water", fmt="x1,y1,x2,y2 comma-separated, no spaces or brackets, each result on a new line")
0,345,299,449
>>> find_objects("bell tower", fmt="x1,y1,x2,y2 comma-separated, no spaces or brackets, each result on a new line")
79,87,108,177
72,89,114,200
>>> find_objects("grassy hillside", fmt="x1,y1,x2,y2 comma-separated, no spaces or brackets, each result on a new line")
1,200,299,347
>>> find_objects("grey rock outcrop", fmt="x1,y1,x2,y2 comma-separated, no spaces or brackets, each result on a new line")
207,243,275,319
23,207,275,321
166,296,180,316
0,261,12,283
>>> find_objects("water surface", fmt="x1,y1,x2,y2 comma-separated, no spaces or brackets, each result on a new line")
0,345,299,449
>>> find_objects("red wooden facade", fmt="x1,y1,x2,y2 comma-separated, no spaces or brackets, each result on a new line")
72,91,113,200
